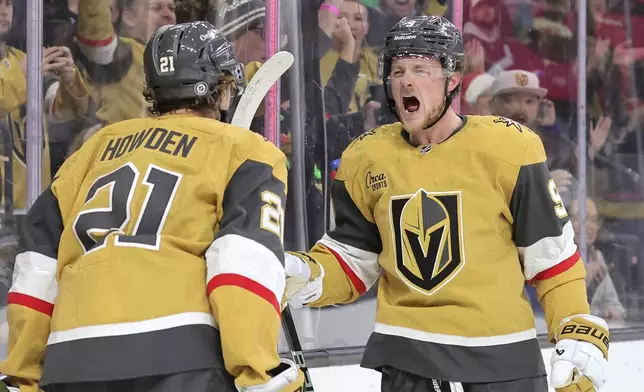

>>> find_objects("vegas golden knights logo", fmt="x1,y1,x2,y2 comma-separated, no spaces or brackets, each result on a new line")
390,189,465,296
515,72,529,86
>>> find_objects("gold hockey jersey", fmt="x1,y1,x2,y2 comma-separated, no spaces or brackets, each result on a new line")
297,115,591,382
0,46,91,213
76,0,148,124
0,114,290,390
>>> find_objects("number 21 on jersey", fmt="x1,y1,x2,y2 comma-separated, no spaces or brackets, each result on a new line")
72,161,286,254
73,162,182,254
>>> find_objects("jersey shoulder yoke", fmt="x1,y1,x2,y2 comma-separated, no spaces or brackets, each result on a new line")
463,115,546,166
343,123,402,159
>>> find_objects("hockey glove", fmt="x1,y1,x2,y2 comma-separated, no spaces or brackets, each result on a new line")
237,358,304,392
0,377,18,392
284,252,324,309
550,314,609,392
0,385,17,392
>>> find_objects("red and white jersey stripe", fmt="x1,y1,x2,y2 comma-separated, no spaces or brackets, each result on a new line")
521,221,580,282
206,234,286,314
8,251,58,316
318,234,380,295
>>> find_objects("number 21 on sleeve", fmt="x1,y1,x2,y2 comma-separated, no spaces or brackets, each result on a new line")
260,190,285,243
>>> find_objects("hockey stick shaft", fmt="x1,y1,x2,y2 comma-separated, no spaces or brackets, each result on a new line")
282,307,315,391
230,52,314,390
230,51,295,130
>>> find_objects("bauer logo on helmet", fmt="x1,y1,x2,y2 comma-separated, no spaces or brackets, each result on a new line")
394,34,417,40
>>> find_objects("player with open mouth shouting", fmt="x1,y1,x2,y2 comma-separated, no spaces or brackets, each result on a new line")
284,15,610,392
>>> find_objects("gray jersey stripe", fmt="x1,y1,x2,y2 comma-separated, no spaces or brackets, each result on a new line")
327,179,382,254
510,162,570,248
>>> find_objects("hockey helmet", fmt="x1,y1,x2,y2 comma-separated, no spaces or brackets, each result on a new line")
144,21,246,119
379,15,464,82
378,16,464,124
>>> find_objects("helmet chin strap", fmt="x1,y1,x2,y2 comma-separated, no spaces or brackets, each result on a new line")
410,79,453,136
224,90,242,124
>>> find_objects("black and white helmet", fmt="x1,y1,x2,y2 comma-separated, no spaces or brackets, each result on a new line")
378,16,465,121
144,21,246,120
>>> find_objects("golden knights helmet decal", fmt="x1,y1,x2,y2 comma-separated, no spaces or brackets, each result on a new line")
389,189,465,296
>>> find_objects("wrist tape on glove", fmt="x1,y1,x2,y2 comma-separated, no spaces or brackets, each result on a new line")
556,314,610,359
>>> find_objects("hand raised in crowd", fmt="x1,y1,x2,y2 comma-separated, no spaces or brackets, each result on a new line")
589,116,612,159
362,100,381,131
550,169,573,188
333,17,356,63
550,169,573,198
583,37,611,74
333,16,353,44
487,44,513,77
594,37,611,59
323,0,345,10
319,0,345,38
464,39,485,74
613,40,644,69
605,306,625,324
586,259,608,284
537,99,556,127
43,47,69,77
20,46,77,84
48,46,77,84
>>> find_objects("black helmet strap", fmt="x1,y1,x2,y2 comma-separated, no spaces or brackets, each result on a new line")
386,73,459,136
223,90,242,123
419,76,461,132
419,79,450,132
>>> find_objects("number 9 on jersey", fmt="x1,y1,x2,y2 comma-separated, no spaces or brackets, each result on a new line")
547,178,568,219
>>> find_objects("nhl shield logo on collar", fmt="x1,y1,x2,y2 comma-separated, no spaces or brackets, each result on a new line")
420,144,432,155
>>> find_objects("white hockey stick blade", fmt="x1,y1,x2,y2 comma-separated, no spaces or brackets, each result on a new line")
231,51,295,130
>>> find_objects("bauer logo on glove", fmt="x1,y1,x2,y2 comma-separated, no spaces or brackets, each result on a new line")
557,315,610,357
550,314,610,392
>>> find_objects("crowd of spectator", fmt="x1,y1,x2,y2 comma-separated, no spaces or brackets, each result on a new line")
1,0,644,352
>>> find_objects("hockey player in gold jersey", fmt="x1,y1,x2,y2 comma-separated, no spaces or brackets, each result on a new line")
0,22,303,392
285,16,609,392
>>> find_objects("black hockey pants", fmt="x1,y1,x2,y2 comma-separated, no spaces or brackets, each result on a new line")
381,367,548,392
42,368,237,392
